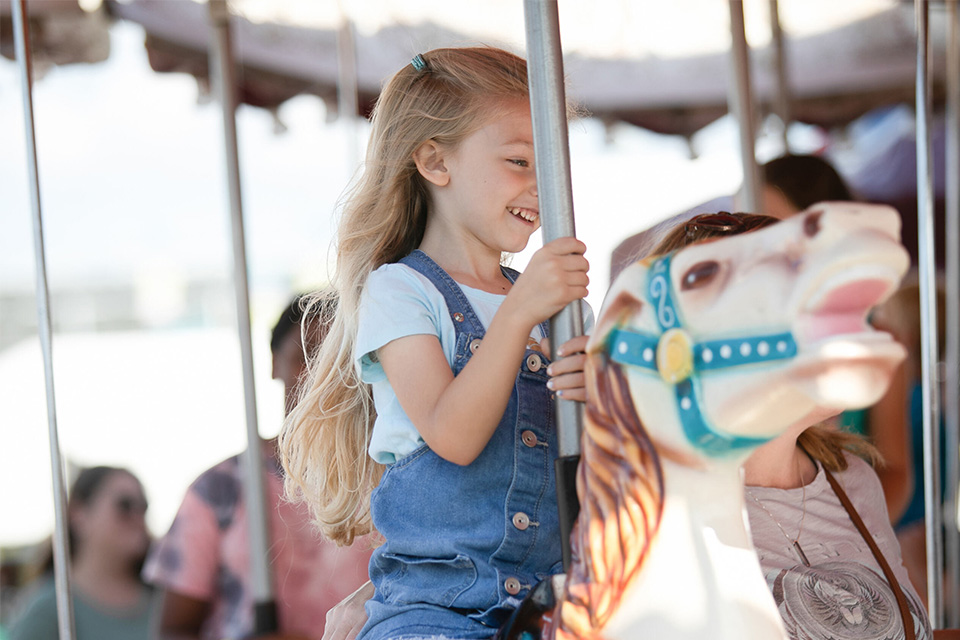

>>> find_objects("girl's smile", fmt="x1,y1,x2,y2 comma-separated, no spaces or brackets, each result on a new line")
417,98,540,261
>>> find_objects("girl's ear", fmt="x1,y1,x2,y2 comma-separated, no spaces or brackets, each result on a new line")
413,140,450,187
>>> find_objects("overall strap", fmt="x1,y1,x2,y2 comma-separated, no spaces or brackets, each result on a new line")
399,250,484,335
824,467,916,640
399,252,549,341
501,264,550,341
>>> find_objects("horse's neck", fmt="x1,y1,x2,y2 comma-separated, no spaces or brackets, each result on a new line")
660,460,751,545
601,460,788,640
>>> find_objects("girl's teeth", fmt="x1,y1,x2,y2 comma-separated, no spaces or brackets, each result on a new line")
510,207,537,222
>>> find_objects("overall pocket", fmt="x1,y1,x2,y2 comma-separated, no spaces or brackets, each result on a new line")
373,551,478,607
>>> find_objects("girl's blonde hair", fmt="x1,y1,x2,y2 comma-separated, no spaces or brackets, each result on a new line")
279,47,530,546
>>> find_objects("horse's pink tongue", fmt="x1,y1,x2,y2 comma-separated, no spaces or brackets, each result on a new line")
813,280,889,314
801,280,889,342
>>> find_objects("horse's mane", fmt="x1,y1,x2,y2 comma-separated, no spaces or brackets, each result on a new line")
557,356,665,639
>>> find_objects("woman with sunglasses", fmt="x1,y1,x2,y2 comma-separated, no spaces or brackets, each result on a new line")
8,466,152,640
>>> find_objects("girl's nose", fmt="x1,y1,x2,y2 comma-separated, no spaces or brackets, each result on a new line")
531,183,538,198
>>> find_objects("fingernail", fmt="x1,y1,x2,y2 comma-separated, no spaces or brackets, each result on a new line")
556,389,564,398
546,379,555,389
546,365,554,376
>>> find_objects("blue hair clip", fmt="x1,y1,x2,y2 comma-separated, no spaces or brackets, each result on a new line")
411,54,427,72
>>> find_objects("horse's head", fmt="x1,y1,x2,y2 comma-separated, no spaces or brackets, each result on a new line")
589,202,909,464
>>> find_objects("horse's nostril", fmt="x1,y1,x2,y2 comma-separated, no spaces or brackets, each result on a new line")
804,211,823,237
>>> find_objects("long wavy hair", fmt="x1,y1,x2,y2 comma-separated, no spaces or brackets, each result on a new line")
279,47,531,546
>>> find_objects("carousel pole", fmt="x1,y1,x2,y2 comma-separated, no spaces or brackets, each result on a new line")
728,0,761,212
522,0,584,571
335,4,360,169
768,0,790,153
943,0,960,627
915,0,944,628
12,1,76,638
207,0,277,633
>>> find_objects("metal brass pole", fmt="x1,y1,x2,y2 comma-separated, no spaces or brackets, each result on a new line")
728,0,761,212
915,0,944,627
336,6,360,169
769,0,790,152
943,0,960,627
523,0,584,571
207,0,276,632
12,1,76,638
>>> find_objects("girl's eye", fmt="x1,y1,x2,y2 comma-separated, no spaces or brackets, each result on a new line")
509,158,529,168
681,261,720,290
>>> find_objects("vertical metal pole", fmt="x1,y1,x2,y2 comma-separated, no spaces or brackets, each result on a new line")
943,0,960,627
335,7,360,169
523,0,584,571
728,0,761,212
915,0,944,628
12,2,76,639
769,0,790,153
207,0,276,633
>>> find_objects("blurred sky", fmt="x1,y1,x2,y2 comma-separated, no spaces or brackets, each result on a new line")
0,5,836,546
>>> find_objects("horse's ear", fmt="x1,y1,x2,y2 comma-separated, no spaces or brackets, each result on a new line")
588,290,645,354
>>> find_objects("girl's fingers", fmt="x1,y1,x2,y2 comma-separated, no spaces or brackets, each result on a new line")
556,387,587,403
556,335,589,358
547,353,587,378
548,371,585,390
547,237,587,256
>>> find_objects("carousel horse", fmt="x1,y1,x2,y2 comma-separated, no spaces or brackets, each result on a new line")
498,202,910,640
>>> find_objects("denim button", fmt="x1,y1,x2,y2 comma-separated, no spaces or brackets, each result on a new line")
452,312,465,323
504,577,521,595
521,430,538,448
525,353,542,372
512,512,530,530
469,338,481,353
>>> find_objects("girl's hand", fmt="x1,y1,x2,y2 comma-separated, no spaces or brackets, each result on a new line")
320,580,373,640
507,237,589,329
543,335,589,402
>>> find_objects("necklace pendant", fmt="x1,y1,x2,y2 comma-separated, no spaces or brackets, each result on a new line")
792,540,811,567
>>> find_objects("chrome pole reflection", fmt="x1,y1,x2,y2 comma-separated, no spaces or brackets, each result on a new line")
207,0,276,632
943,0,960,627
522,0,584,571
915,0,944,628
728,0,761,212
12,0,76,638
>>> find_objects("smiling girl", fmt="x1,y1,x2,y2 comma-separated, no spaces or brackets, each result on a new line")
279,47,591,640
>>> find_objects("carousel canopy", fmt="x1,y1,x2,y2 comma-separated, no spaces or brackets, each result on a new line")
2,0,952,137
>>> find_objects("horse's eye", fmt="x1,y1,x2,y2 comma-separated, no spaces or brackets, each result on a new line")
681,261,720,290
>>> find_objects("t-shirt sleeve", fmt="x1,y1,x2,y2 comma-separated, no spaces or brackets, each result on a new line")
356,265,445,383
141,473,222,601
9,580,59,640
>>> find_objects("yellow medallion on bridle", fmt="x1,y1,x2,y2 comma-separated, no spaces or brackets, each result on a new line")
656,328,694,383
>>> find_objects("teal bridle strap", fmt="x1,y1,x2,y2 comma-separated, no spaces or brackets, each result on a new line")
606,254,799,456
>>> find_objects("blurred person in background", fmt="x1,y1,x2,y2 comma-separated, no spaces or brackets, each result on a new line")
142,295,373,640
8,466,152,640
610,153,855,281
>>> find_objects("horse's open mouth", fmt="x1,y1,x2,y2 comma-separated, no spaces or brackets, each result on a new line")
795,268,901,345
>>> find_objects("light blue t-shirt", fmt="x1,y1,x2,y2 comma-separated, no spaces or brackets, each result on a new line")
356,262,593,464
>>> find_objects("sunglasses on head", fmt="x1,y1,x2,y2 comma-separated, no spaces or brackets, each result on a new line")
683,212,745,237
114,495,148,517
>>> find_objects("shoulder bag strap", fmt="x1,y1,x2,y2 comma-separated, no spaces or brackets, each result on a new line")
824,467,916,640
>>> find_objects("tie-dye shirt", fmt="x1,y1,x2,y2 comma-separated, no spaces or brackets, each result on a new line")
143,444,372,640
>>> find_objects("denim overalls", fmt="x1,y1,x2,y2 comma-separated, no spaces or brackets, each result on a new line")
358,250,562,640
